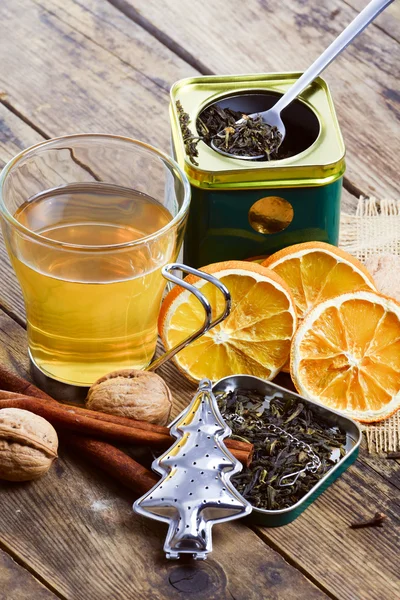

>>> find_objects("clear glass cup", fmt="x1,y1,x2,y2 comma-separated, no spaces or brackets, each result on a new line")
0,134,190,387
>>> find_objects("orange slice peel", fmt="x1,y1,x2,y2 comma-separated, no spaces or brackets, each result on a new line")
291,290,400,423
263,241,377,373
159,261,297,383
262,241,376,320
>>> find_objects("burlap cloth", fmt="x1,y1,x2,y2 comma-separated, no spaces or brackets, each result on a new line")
339,197,400,454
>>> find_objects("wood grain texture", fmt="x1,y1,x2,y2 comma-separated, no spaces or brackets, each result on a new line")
346,0,400,42
0,548,58,600
0,309,328,600
35,0,197,92
256,458,400,600
0,103,39,321
118,0,400,200
0,0,184,148
0,104,43,164
360,449,400,491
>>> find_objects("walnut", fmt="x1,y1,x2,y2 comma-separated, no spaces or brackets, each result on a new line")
0,408,58,481
86,369,173,426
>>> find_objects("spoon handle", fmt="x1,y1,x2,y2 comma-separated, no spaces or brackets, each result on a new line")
274,0,394,113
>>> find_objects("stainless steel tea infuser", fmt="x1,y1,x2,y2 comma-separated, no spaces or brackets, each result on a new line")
133,378,252,560
211,0,394,159
146,264,231,372
133,378,328,559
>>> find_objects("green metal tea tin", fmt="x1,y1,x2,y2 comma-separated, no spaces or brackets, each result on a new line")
170,73,346,267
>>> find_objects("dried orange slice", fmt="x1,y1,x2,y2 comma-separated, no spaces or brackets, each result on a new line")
262,242,376,320
291,291,400,422
159,261,297,383
263,242,377,372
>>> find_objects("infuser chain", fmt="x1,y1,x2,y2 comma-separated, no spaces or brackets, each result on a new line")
255,421,322,488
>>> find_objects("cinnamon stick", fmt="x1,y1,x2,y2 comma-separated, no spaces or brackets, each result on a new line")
0,395,253,466
0,366,54,401
66,435,159,495
0,392,251,448
0,396,171,446
64,438,251,498
65,406,252,454
0,368,254,492
0,367,253,464
0,390,170,433
0,369,252,446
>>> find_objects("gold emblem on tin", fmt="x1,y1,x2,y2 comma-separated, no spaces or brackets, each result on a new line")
248,196,294,234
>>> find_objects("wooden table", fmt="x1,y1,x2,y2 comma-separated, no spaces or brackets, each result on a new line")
0,1,399,598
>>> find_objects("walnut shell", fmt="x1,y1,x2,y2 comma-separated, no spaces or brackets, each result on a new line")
0,408,58,481
86,369,173,425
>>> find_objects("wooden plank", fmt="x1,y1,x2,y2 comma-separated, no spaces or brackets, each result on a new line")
116,0,399,200
360,450,400,491
0,104,40,321
256,458,400,600
34,0,197,93
341,188,361,213
0,104,43,163
0,310,328,599
346,0,400,42
0,547,58,600
0,0,188,149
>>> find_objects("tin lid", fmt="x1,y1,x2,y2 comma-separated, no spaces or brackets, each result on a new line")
170,73,346,189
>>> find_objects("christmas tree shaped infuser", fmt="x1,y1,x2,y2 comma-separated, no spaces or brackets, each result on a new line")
133,379,252,560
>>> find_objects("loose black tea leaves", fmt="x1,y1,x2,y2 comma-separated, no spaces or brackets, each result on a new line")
217,388,347,510
197,105,243,138
176,102,283,163
199,107,283,159
176,100,202,165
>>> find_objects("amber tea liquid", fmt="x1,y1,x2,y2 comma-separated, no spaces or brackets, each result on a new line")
11,183,174,385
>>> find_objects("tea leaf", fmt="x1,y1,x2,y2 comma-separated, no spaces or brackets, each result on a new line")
217,388,347,510
177,101,285,163
198,106,283,160
176,101,201,165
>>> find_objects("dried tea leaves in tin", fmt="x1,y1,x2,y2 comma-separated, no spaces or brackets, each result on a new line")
176,101,283,163
198,106,283,159
217,388,347,511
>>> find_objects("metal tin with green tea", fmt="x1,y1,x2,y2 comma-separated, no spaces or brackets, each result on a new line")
213,375,361,527
170,73,346,267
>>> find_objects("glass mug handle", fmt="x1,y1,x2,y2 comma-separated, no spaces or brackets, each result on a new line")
146,263,231,372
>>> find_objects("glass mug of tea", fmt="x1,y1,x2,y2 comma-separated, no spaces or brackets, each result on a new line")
0,134,226,393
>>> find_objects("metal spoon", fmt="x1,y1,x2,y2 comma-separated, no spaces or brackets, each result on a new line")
211,0,394,160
